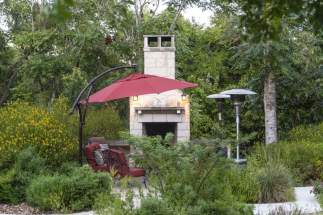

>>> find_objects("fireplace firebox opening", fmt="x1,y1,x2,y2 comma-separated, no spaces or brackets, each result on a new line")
143,122,177,139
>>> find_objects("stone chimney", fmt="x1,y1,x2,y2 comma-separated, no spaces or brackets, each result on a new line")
143,35,175,78
129,35,190,142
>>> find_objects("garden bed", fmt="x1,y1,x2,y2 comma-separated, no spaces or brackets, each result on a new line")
253,187,322,215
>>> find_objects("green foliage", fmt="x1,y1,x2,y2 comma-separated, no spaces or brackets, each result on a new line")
0,169,18,204
221,0,323,41
127,135,253,215
84,106,125,140
248,122,323,185
95,190,143,215
256,163,294,203
288,123,323,143
27,165,112,212
229,166,259,203
136,198,176,215
0,147,48,203
313,181,323,208
319,194,323,209
230,162,294,203
0,101,78,168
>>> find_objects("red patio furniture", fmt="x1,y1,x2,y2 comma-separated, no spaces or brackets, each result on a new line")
85,143,109,171
106,149,145,178
85,143,146,185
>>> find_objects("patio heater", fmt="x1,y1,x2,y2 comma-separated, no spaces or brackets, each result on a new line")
220,89,256,164
207,93,231,158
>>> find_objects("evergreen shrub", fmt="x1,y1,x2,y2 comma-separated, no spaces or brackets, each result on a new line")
0,147,48,203
256,163,294,203
127,134,253,215
248,122,323,184
84,106,125,140
26,165,112,212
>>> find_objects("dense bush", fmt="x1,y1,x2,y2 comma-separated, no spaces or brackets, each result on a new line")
0,147,48,203
126,134,253,215
229,166,259,203
0,169,18,203
84,106,125,140
27,165,112,212
247,122,323,185
230,162,294,203
287,123,323,143
256,163,294,203
0,101,78,168
136,198,175,215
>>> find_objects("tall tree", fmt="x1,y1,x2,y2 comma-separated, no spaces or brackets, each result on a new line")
210,0,323,144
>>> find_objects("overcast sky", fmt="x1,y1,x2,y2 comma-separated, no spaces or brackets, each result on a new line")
182,7,213,26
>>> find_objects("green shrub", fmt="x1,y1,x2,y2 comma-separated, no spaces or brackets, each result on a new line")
248,140,323,184
0,101,78,168
0,169,18,203
136,198,176,215
313,181,323,208
256,163,294,203
247,123,323,185
128,135,253,215
84,106,125,140
288,122,323,143
94,191,136,215
319,194,323,208
26,165,112,212
0,147,48,203
188,199,254,215
229,166,259,203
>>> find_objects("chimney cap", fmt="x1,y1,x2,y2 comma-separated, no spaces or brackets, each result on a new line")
143,35,175,37
144,35,175,50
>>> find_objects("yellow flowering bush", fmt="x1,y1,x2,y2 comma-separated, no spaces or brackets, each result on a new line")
0,101,78,167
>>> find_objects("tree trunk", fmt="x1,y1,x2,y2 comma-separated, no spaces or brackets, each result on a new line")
264,72,278,144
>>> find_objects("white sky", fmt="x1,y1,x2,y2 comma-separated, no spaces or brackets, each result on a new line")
182,7,213,26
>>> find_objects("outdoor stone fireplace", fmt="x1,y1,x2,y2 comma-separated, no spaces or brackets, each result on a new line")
129,35,190,142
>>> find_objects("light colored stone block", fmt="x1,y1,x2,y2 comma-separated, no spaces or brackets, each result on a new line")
177,129,189,138
138,114,153,122
152,114,167,122
130,129,143,137
177,122,189,130
166,114,182,122
132,122,142,130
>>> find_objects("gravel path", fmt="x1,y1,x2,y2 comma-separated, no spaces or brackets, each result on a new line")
0,203,40,215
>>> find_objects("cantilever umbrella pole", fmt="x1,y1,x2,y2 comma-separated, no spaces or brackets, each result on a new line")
70,65,137,165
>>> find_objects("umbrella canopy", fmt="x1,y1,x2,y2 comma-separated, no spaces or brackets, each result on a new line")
83,73,198,104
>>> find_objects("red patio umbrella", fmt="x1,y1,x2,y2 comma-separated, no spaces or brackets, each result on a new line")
83,72,198,103
75,70,197,165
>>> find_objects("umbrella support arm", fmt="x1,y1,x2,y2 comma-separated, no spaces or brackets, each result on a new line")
70,64,137,165
70,64,137,114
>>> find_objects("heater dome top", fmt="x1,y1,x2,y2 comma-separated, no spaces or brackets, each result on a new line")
220,89,256,96
207,94,230,99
